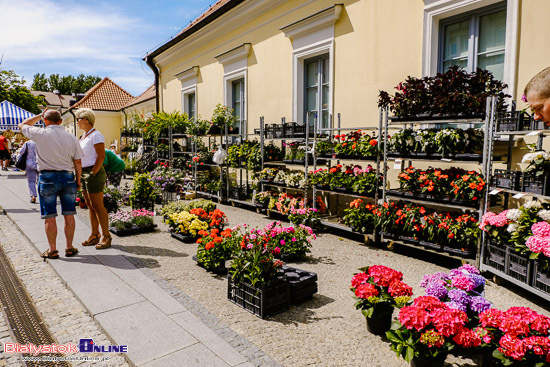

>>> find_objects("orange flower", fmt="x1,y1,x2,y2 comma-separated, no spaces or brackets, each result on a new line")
462,175,470,182
369,139,377,147
469,182,477,189
214,237,223,243
205,242,215,250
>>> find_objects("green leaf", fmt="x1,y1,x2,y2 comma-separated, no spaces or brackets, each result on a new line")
405,346,415,362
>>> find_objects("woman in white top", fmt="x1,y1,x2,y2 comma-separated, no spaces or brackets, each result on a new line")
76,108,111,249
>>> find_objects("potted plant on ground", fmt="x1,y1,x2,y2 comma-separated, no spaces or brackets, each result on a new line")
130,172,158,211
254,191,272,209
351,265,413,336
195,227,239,274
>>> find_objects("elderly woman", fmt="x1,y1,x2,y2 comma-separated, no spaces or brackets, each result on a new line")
76,108,111,249
19,140,38,203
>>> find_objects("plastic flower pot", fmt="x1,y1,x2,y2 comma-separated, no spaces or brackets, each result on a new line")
410,353,447,367
365,302,393,336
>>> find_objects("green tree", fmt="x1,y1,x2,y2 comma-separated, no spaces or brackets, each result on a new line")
31,73,101,94
0,69,44,114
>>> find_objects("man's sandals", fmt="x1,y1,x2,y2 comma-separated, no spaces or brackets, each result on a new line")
41,248,79,261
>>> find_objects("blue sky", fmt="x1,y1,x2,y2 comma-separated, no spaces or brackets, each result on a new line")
0,0,214,96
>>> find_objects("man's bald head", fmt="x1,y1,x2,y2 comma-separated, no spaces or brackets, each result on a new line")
44,110,61,124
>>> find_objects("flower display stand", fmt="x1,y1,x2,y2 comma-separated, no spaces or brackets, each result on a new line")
109,224,157,237
227,274,290,319
531,262,550,296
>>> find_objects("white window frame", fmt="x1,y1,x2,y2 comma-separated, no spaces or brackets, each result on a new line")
176,66,199,118
423,0,519,97
216,44,250,130
281,5,342,126
182,86,197,121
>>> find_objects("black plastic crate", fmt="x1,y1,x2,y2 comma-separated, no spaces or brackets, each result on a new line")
532,262,550,295
506,249,532,285
492,169,521,190
484,242,506,273
227,275,290,319
496,111,531,132
522,173,549,195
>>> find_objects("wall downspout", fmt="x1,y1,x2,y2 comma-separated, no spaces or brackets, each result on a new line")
145,55,160,113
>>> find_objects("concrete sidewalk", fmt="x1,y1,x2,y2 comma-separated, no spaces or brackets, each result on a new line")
0,169,253,367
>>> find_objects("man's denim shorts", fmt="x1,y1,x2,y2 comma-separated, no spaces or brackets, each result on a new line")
38,171,77,219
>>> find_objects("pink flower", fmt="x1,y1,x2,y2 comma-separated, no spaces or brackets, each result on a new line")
351,272,369,289
451,274,475,291
273,247,281,255
526,235,548,253
355,283,379,299
280,239,285,245
532,221,550,237
291,237,296,242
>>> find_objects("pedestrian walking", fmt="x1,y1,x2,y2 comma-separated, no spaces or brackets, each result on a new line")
524,67,550,127
18,109,82,259
19,140,39,203
76,108,111,249
0,132,11,171
104,148,126,186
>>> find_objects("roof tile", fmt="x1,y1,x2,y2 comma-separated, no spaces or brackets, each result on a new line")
70,78,134,111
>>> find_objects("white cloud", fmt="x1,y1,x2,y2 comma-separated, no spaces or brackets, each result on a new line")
0,0,153,95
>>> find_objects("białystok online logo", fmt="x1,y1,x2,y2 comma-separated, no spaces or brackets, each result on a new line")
4,339,128,354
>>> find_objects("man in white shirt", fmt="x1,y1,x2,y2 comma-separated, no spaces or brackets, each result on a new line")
19,109,82,260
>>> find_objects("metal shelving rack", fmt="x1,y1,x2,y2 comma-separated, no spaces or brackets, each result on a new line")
258,116,312,209
379,97,498,264
311,109,384,243
479,109,550,302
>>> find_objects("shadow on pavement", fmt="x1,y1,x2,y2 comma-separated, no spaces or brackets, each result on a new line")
6,175,27,180
111,244,188,258
271,294,337,325
5,208,40,214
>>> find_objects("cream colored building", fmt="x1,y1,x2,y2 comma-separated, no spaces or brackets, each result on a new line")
144,0,545,131
62,79,156,148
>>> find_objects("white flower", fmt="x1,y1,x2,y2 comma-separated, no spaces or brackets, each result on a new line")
538,209,550,221
406,138,414,146
507,223,518,233
506,209,521,222
415,135,422,142
524,200,542,209
522,151,550,165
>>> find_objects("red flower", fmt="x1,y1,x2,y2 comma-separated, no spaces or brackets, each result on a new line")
355,283,379,299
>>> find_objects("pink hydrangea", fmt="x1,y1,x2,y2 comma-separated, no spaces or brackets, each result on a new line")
525,236,548,253
532,221,550,237
451,274,475,292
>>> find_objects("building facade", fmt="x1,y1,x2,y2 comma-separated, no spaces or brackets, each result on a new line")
146,0,545,132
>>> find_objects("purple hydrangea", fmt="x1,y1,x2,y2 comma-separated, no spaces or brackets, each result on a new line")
469,296,491,313
458,264,480,275
470,274,486,290
420,272,450,288
445,301,467,312
425,282,448,299
447,289,470,306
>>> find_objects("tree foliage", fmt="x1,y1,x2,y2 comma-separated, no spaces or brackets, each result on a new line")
31,73,102,95
0,69,43,114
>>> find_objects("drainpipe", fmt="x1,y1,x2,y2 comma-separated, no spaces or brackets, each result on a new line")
145,54,160,113
69,109,77,137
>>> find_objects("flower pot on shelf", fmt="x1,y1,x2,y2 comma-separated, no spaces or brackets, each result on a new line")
443,246,476,259
484,242,506,273
365,302,393,336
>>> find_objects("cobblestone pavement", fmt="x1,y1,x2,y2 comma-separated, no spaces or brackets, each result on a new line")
0,214,130,367
77,202,550,367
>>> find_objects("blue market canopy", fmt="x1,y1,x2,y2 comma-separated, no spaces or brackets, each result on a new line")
0,100,43,131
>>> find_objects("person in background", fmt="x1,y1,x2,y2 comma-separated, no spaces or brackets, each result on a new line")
19,140,39,203
18,109,82,260
0,132,11,171
524,67,550,127
76,108,111,250
104,148,126,186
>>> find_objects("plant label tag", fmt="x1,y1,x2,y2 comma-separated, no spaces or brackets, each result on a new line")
441,158,452,162
489,189,501,195
393,159,402,169
176,195,181,200
513,192,526,199
527,131,541,136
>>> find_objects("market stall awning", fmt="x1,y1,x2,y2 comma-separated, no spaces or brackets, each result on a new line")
0,100,42,131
